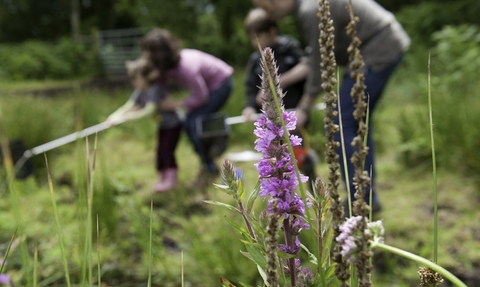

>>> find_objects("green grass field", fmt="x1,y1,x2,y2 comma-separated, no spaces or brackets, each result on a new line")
1,61,480,286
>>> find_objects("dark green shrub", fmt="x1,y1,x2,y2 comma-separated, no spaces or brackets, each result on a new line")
0,38,101,81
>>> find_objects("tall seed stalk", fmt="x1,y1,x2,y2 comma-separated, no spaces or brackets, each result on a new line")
318,0,350,285
346,0,372,285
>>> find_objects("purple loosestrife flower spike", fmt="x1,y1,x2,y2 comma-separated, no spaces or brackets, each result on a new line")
0,274,13,287
336,216,384,264
254,48,308,220
254,47,309,287
336,216,363,262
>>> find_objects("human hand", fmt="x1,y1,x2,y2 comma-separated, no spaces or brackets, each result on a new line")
242,107,257,122
159,97,182,111
105,115,124,127
295,108,308,129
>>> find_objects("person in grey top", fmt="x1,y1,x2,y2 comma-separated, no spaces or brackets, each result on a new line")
107,57,182,193
252,0,411,214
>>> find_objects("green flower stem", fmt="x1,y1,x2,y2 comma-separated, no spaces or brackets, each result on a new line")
237,200,257,241
148,197,153,287
428,54,438,264
373,242,467,287
337,86,352,218
96,215,101,287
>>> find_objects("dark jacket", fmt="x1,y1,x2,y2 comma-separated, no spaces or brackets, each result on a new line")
244,35,306,112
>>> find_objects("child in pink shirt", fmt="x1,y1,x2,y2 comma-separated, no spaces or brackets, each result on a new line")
107,57,182,193
142,29,234,189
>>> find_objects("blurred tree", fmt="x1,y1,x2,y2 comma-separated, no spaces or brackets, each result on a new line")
0,0,70,42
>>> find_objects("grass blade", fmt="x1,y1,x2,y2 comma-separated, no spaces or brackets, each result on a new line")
96,215,101,287
33,240,38,287
0,228,17,274
181,251,184,287
337,71,352,218
44,153,71,287
428,53,438,263
147,196,153,287
82,136,94,287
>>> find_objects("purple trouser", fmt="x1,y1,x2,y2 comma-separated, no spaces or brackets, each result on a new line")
156,124,182,171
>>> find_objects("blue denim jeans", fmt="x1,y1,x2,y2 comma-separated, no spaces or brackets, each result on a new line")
333,55,403,206
184,77,233,172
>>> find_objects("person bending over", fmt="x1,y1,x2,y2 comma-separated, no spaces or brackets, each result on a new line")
141,29,234,188
107,57,182,193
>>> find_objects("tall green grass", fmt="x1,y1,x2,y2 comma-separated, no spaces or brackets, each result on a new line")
0,57,479,285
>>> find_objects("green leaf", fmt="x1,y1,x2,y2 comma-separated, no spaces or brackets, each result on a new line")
246,179,261,214
315,265,337,287
276,249,298,259
239,240,263,249
324,265,336,283
204,200,241,213
321,227,334,266
321,197,332,221
239,282,254,287
300,244,318,266
213,183,236,196
224,216,254,241
244,242,267,270
257,265,269,286
237,177,245,201
0,227,17,274
240,250,254,261
220,276,237,287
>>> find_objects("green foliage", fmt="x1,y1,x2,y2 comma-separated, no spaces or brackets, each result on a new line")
0,39,100,81
396,1,480,46
191,13,251,66
397,105,431,168
431,25,480,87
396,25,480,186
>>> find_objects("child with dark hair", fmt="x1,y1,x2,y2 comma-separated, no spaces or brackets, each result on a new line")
242,8,316,183
242,8,309,120
141,29,234,188
107,57,182,192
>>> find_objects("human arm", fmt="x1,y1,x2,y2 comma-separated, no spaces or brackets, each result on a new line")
106,86,159,125
295,93,317,128
106,100,156,126
278,61,310,90
121,102,156,121
107,100,136,122
181,70,210,111
158,96,184,111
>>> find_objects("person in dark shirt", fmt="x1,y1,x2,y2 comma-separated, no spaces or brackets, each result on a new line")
253,0,411,214
242,7,309,121
243,8,317,185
